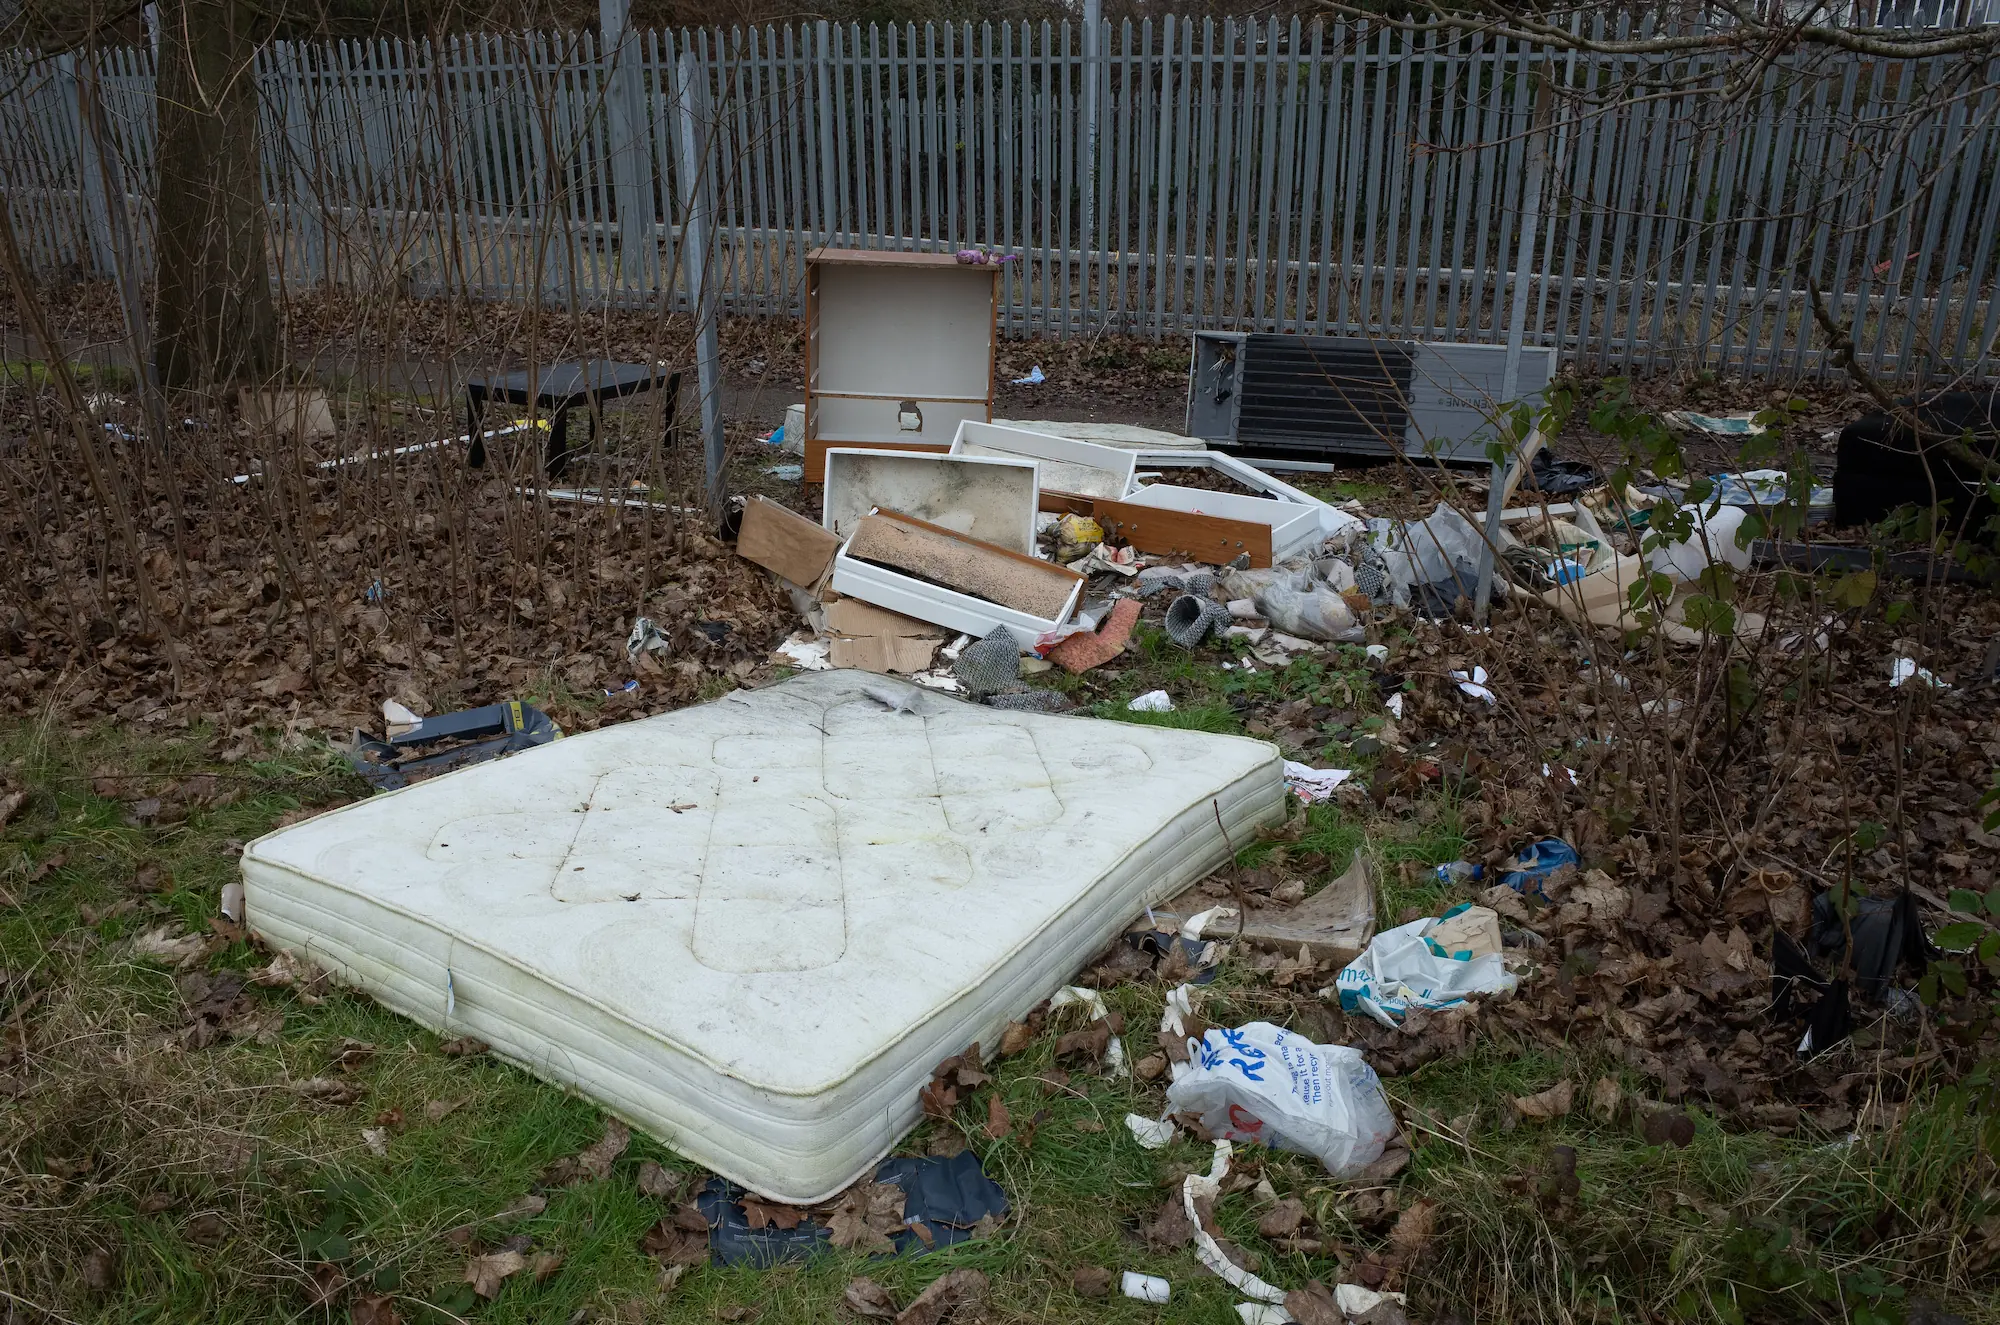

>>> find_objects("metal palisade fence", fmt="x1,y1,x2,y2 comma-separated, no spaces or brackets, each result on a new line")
2,16,1998,383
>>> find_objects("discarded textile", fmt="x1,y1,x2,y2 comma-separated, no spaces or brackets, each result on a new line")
1165,593,1231,648
695,1150,1008,1267
1809,889,1933,1001
953,626,1022,697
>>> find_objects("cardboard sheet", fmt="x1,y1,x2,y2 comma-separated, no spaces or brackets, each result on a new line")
825,598,945,674
739,496,842,587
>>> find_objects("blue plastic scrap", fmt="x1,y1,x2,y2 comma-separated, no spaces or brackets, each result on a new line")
1498,837,1580,898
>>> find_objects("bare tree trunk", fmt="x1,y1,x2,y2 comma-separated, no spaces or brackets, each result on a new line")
152,0,278,389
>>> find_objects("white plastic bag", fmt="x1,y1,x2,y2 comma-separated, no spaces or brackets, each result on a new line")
1257,579,1364,643
1164,1022,1398,1177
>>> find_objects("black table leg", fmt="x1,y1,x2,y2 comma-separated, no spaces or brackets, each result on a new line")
466,390,488,469
545,404,572,479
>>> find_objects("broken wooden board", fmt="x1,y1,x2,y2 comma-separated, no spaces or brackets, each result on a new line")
1233,849,1377,964
804,437,950,484
844,509,1081,621
1093,499,1276,568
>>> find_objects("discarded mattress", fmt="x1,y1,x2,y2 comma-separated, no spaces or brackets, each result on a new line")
240,669,1284,1203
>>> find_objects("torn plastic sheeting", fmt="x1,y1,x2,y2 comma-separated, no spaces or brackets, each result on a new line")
694,1149,1008,1267
1128,690,1174,712
1452,667,1496,705
1646,503,1753,580
1181,906,1236,940
1890,657,1949,689
774,635,833,670
1121,929,1219,986
1125,1113,1176,1149
1165,1027,1397,1179
1160,982,1201,1084
1665,409,1766,436
627,616,670,661
1121,1272,1170,1302
1183,1142,1291,1304
1710,469,1833,510
1330,904,1517,1027
1048,986,1128,1076
1235,1305,1294,1325
1366,502,1498,611
1499,837,1579,898
1338,1285,1410,1316
1282,762,1353,804
1257,576,1363,644
1524,447,1599,497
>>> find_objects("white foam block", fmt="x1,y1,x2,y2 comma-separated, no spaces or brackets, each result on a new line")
242,670,1283,1202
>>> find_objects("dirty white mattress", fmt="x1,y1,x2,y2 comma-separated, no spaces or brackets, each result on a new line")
241,670,1284,1202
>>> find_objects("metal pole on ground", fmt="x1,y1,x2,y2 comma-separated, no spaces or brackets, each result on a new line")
674,51,726,513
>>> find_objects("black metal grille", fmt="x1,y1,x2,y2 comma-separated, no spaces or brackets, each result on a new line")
1228,335,1416,459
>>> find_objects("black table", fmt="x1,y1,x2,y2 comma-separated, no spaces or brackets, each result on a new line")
465,360,682,478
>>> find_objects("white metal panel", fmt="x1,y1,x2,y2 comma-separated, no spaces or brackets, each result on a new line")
948,419,1137,500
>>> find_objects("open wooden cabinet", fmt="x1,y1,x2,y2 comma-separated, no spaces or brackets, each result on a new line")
802,248,999,482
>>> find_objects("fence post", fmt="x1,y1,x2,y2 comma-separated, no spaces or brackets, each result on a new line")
815,19,836,244
57,53,116,276
1081,0,1101,263
75,54,172,451
272,42,328,286
675,50,726,510
601,0,653,296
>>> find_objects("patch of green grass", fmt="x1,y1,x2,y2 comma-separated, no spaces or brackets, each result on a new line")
1292,475,1395,506
0,357,138,392
1090,702,1241,734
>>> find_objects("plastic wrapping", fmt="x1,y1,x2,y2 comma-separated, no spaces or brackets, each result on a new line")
1165,1023,1398,1178
1257,579,1363,643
